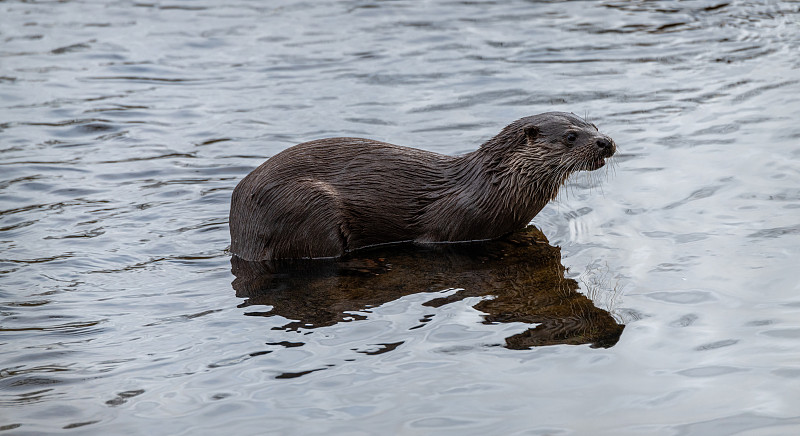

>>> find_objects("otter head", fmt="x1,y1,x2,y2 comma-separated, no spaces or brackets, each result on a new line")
480,112,616,204
520,112,616,173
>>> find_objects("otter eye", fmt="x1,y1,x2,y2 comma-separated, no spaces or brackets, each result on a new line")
566,132,578,143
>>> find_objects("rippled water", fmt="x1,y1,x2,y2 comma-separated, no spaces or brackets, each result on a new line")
2,0,800,434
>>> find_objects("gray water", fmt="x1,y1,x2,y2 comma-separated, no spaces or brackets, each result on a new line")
2,0,800,434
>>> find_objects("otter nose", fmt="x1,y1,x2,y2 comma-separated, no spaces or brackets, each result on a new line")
596,137,615,157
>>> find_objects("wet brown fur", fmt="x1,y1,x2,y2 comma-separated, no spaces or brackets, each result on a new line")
230,112,615,260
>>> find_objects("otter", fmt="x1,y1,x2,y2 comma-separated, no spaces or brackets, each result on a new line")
229,112,615,261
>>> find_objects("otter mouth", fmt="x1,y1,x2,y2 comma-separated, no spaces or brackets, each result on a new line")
586,157,607,171
583,136,616,171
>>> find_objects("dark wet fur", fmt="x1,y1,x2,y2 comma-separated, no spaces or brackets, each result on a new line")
230,112,616,260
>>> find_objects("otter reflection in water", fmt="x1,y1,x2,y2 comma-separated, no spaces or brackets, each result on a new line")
231,226,624,349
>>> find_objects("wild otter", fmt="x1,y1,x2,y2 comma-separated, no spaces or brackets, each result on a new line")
230,112,615,260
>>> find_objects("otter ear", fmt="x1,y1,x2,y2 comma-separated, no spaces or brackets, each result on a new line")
523,124,539,140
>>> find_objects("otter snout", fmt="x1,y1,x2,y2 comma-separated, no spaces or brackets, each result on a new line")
596,137,616,158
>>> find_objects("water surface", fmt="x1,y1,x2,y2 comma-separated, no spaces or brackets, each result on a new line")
2,0,800,434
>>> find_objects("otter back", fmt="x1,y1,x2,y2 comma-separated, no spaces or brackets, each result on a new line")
229,138,450,260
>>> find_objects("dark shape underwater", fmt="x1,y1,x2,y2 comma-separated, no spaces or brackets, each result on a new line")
231,226,624,349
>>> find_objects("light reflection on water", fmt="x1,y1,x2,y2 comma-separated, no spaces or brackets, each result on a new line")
2,0,800,434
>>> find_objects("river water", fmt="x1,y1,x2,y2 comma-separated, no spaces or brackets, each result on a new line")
2,0,800,434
